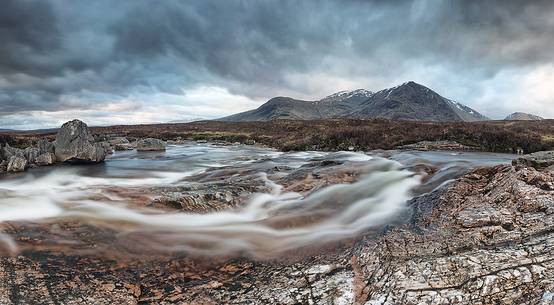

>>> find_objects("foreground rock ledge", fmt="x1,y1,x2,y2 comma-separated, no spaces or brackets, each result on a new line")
0,163,553,304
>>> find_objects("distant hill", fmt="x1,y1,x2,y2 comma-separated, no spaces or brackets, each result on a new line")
504,112,544,121
220,81,488,122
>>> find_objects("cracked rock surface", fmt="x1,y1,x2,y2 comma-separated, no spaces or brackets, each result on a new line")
1,162,553,304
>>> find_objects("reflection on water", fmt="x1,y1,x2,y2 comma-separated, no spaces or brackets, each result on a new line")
0,143,515,256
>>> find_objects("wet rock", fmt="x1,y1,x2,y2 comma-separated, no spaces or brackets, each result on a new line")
137,138,166,151
23,147,40,164
114,143,135,151
35,153,56,166
54,119,106,163
7,156,27,172
513,150,554,170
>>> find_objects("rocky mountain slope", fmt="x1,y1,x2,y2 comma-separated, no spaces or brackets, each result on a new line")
505,112,544,121
222,82,488,122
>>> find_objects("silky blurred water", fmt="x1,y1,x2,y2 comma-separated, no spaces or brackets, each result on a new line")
0,143,515,256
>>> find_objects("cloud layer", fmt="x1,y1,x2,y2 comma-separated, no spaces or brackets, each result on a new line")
1,0,554,128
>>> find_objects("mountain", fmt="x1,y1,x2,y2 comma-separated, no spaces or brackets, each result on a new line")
504,112,544,121
221,89,374,121
221,81,488,122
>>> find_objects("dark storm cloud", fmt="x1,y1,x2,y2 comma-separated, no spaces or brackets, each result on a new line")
1,0,554,125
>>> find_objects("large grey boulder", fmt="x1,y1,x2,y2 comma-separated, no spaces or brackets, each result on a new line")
7,156,27,172
36,153,56,166
513,151,554,170
54,119,106,163
137,138,166,151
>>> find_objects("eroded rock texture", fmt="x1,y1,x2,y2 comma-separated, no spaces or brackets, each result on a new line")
356,165,554,304
54,119,107,163
0,163,553,304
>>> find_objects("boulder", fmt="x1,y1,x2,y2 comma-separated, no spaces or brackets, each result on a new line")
513,150,554,170
37,139,55,155
114,143,135,151
24,147,40,164
7,156,27,172
137,138,166,151
35,153,56,166
54,119,107,163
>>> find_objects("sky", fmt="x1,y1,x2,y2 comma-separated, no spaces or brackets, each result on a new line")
1,0,554,129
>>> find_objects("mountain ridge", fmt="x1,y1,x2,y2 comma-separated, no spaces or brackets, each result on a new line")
221,81,489,122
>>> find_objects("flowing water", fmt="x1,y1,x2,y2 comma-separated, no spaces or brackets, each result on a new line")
0,143,515,257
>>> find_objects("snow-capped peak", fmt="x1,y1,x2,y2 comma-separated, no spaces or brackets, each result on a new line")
321,89,373,102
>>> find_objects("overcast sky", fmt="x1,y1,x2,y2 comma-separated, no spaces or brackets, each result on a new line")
1,0,554,129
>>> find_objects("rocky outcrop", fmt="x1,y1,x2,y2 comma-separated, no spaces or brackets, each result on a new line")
114,143,135,151
513,151,554,170
54,119,107,163
23,147,39,164
6,156,27,172
137,138,166,151
37,139,55,155
2,144,23,160
35,153,56,166
348,164,554,304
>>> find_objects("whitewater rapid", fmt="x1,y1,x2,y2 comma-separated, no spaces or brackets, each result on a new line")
0,143,515,257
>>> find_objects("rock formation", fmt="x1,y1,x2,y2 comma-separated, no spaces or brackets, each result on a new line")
35,153,56,166
23,147,39,164
513,151,554,170
37,138,55,155
137,138,166,151
2,144,23,160
54,119,107,163
6,156,27,172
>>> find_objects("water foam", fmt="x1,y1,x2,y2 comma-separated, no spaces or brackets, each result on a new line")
0,157,420,257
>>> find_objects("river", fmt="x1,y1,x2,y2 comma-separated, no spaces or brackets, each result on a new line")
0,143,516,257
